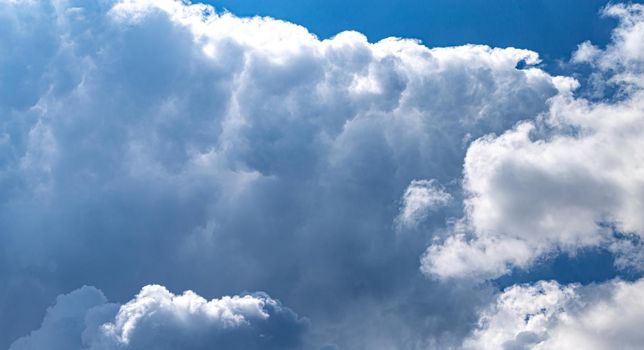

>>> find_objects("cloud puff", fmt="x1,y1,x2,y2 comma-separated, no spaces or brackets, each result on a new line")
10,284,307,350
464,277,644,350
396,179,451,229
586,3,644,88
423,3,644,279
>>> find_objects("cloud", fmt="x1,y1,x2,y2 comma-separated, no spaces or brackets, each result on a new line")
464,277,644,350
396,179,451,229
573,3,644,97
0,0,565,347
423,3,644,279
4,0,644,348
572,41,601,64
9,284,307,350
592,3,644,87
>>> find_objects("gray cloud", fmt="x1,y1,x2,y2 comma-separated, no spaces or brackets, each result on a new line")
2,0,640,349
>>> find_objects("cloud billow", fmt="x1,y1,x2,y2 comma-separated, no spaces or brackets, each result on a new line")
423,4,644,280
465,278,644,350
1,0,643,349
10,285,307,350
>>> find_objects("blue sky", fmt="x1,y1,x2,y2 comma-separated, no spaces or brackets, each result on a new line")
206,0,618,62
1,1,644,349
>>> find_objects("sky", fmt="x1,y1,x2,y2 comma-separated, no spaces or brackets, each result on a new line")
204,0,617,63
1,0,644,349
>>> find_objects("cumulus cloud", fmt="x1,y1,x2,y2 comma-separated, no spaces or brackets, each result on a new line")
464,278,644,350
3,0,643,348
0,0,564,347
10,284,307,350
423,3,644,279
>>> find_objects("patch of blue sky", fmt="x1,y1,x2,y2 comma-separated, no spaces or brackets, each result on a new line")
204,0,621,64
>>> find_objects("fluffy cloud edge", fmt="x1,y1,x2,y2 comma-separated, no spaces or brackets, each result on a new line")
396,179,452,229
422,3,644,280
1,0,642,348
464,277,644,350
9,284,308,350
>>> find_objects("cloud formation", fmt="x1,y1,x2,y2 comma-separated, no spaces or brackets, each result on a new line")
464,277,644,350
10,284,307,350
1,0,643,348
0,0,565,347
423,3,644,279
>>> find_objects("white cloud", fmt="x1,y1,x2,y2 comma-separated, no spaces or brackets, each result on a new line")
596,3,644,86
396,179,451,228
10,284,307,350
1,0,639,348
422,234,534,279
423,3,644,279
0,3,561,345
464,278,644,350
572,41,601,64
